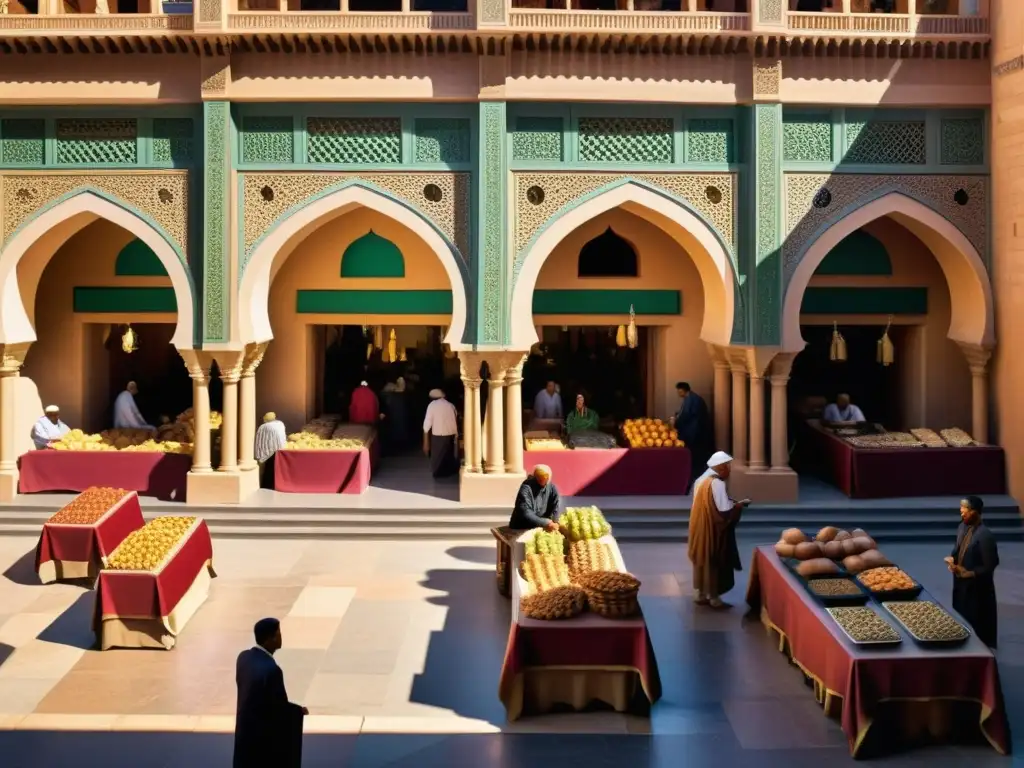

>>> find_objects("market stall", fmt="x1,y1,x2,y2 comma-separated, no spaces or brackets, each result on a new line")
273,418,379,494
746,539,1011,758
35,488,146,584
19,450,191,501
93,516,216,650
498,517,662,720
801,421,1006,499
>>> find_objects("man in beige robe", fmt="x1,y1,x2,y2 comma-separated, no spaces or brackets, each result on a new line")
687,451,750,608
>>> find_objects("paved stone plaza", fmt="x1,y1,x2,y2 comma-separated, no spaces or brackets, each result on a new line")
0,533,1021,767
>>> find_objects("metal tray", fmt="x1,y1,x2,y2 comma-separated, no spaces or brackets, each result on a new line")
802,576,871,607
881,601,971,646
855,567,924,603
826,607,903,647
783,557,848,580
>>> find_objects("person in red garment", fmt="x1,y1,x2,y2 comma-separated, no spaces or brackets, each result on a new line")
348,380,381,425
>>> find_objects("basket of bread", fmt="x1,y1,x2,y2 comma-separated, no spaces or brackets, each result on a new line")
575,570,641,618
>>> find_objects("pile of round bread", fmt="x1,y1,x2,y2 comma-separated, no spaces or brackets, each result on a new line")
519,585,588,620
775,527,890,577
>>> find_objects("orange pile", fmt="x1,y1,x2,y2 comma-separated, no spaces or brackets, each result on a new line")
47,487,130,525
622,418,684,449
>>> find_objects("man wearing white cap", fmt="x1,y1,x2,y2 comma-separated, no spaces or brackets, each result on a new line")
687,451,750,608
113,381,156,432
423,388,459,478
508,465,562,531
32,405,70,450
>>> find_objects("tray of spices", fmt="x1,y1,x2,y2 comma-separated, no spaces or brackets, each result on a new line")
856,566,924,603
882,601,970,646
802,576,870,606
826,606,902,647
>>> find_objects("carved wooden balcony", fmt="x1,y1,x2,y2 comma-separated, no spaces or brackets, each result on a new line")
506,7,751,34
225,0,474,32
784,5,989,40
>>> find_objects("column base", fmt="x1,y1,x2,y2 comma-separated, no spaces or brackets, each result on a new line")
460,468,527,506
186,468,260,505
729,464,799,504
0,469,18,502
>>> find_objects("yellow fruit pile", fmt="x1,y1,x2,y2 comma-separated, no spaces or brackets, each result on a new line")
107,516,197,572
159,408,223,443
50,428,193,454
521,553,571,593
285,416,364,450
48,487,129,525
622,418,683,448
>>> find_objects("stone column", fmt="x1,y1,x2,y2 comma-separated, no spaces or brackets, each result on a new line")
730,361,748,464
218,363,241,472
238,342,267,472
0,344,28,501
748,373,767,470
769,354,795,472
707,344,731,453
460,352,483,473
959,342,993,445
484,365,507,474
504,354,527,475
189,364,213,474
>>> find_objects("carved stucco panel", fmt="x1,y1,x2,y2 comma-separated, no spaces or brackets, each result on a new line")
240,172,470,273
782,173,988,287
512,172,736,280
1,172,189,260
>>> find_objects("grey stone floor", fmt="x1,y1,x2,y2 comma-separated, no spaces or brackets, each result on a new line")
0,535,1020,767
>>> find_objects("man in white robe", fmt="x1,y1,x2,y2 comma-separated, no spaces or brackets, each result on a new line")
113,381,155,431
822,393,866,425
32,405,70,450
255,412,288,489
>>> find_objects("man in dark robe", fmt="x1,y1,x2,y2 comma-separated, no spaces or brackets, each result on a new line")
671,382,713,489
508,465,562,531
234,618,307,768
946,496,999,647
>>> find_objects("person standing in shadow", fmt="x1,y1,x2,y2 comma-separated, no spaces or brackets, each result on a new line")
946,496,1000,648
234,618,308,768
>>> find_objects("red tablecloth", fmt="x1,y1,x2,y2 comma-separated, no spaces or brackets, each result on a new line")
94,519,214,625
274,448,371,493
35,491,145,582
19,451,192,501
523,447,692,496
745,546,1011,758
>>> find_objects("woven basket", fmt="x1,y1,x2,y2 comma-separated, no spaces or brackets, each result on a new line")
520,585,587,620
576,571,641,618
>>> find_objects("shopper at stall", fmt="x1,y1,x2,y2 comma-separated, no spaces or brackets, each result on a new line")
533,380,563,420
349,380,382,425
234,618,308,768
113,381,156,431
822,393,866,425
380,377,409,455
255,412,287,489
32,405,70,449
687,451,750,608
946,495,1000,647
565,393,599,435
670,381,713,487
508,464,562,531
423,388,459,478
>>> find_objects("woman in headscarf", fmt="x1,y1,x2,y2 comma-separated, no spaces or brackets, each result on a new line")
565,393,599,435
687,452,751,608
946,495,1000,647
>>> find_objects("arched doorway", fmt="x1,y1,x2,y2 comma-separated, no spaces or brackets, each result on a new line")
0,191,195,461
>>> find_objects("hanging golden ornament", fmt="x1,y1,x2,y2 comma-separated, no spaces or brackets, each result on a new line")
829,322,847,362
877,315,895,367
366,342,374,360
615,325,627,348
374,326,384,350
387,328,398,363
121,324,139,355
625,305,639,349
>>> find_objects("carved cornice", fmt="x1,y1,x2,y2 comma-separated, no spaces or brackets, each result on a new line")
957,341,992,376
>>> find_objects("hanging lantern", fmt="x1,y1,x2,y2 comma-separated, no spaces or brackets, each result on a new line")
374,326,384,350
366,342,374,360
121,324,139,355
829,322,847,362
387,328,398,363
877,316,895,367
625,305,639,349
615,325,627,348
400,350,408,362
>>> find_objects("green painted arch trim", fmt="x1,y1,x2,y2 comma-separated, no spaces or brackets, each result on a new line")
800,286,927,315
815,229,892,276
115,238,169,277
340,230,405,278
241,178,471,290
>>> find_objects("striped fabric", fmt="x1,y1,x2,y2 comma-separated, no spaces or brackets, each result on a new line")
255,420,287,462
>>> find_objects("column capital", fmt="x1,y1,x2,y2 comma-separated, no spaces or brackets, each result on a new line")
462,375,483,390
957,341,993,377
499,352,529,385
216,352,246,384
242,341,269,378
458,350,484,381
0,343,30,376
769,351,796,382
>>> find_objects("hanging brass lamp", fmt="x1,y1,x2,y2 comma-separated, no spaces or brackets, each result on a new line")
387,328,398,363
829,322,847,362
615,325,627,348
625,305,639,349
877,316,895,367
374,326,384,350
121,324,139,355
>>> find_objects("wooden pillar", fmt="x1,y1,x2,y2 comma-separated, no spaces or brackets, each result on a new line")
748,374,767,470
190,366,213,474
769,354,795,471
460,352,484,474
504,354,527,475
730,361,748,464
484,365,507,473
707,344,732,454
959,342,993,444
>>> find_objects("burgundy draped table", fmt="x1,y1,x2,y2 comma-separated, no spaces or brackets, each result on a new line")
523,447,692,496
274,448,372,493
746,545,1011,758
801,423,1006,498
19,451,191,501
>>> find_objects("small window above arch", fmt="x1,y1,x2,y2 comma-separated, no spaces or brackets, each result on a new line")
577,227,638,278
115,238,168,277
340,230,405,278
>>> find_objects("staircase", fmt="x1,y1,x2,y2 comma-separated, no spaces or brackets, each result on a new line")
0,495,1019,542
